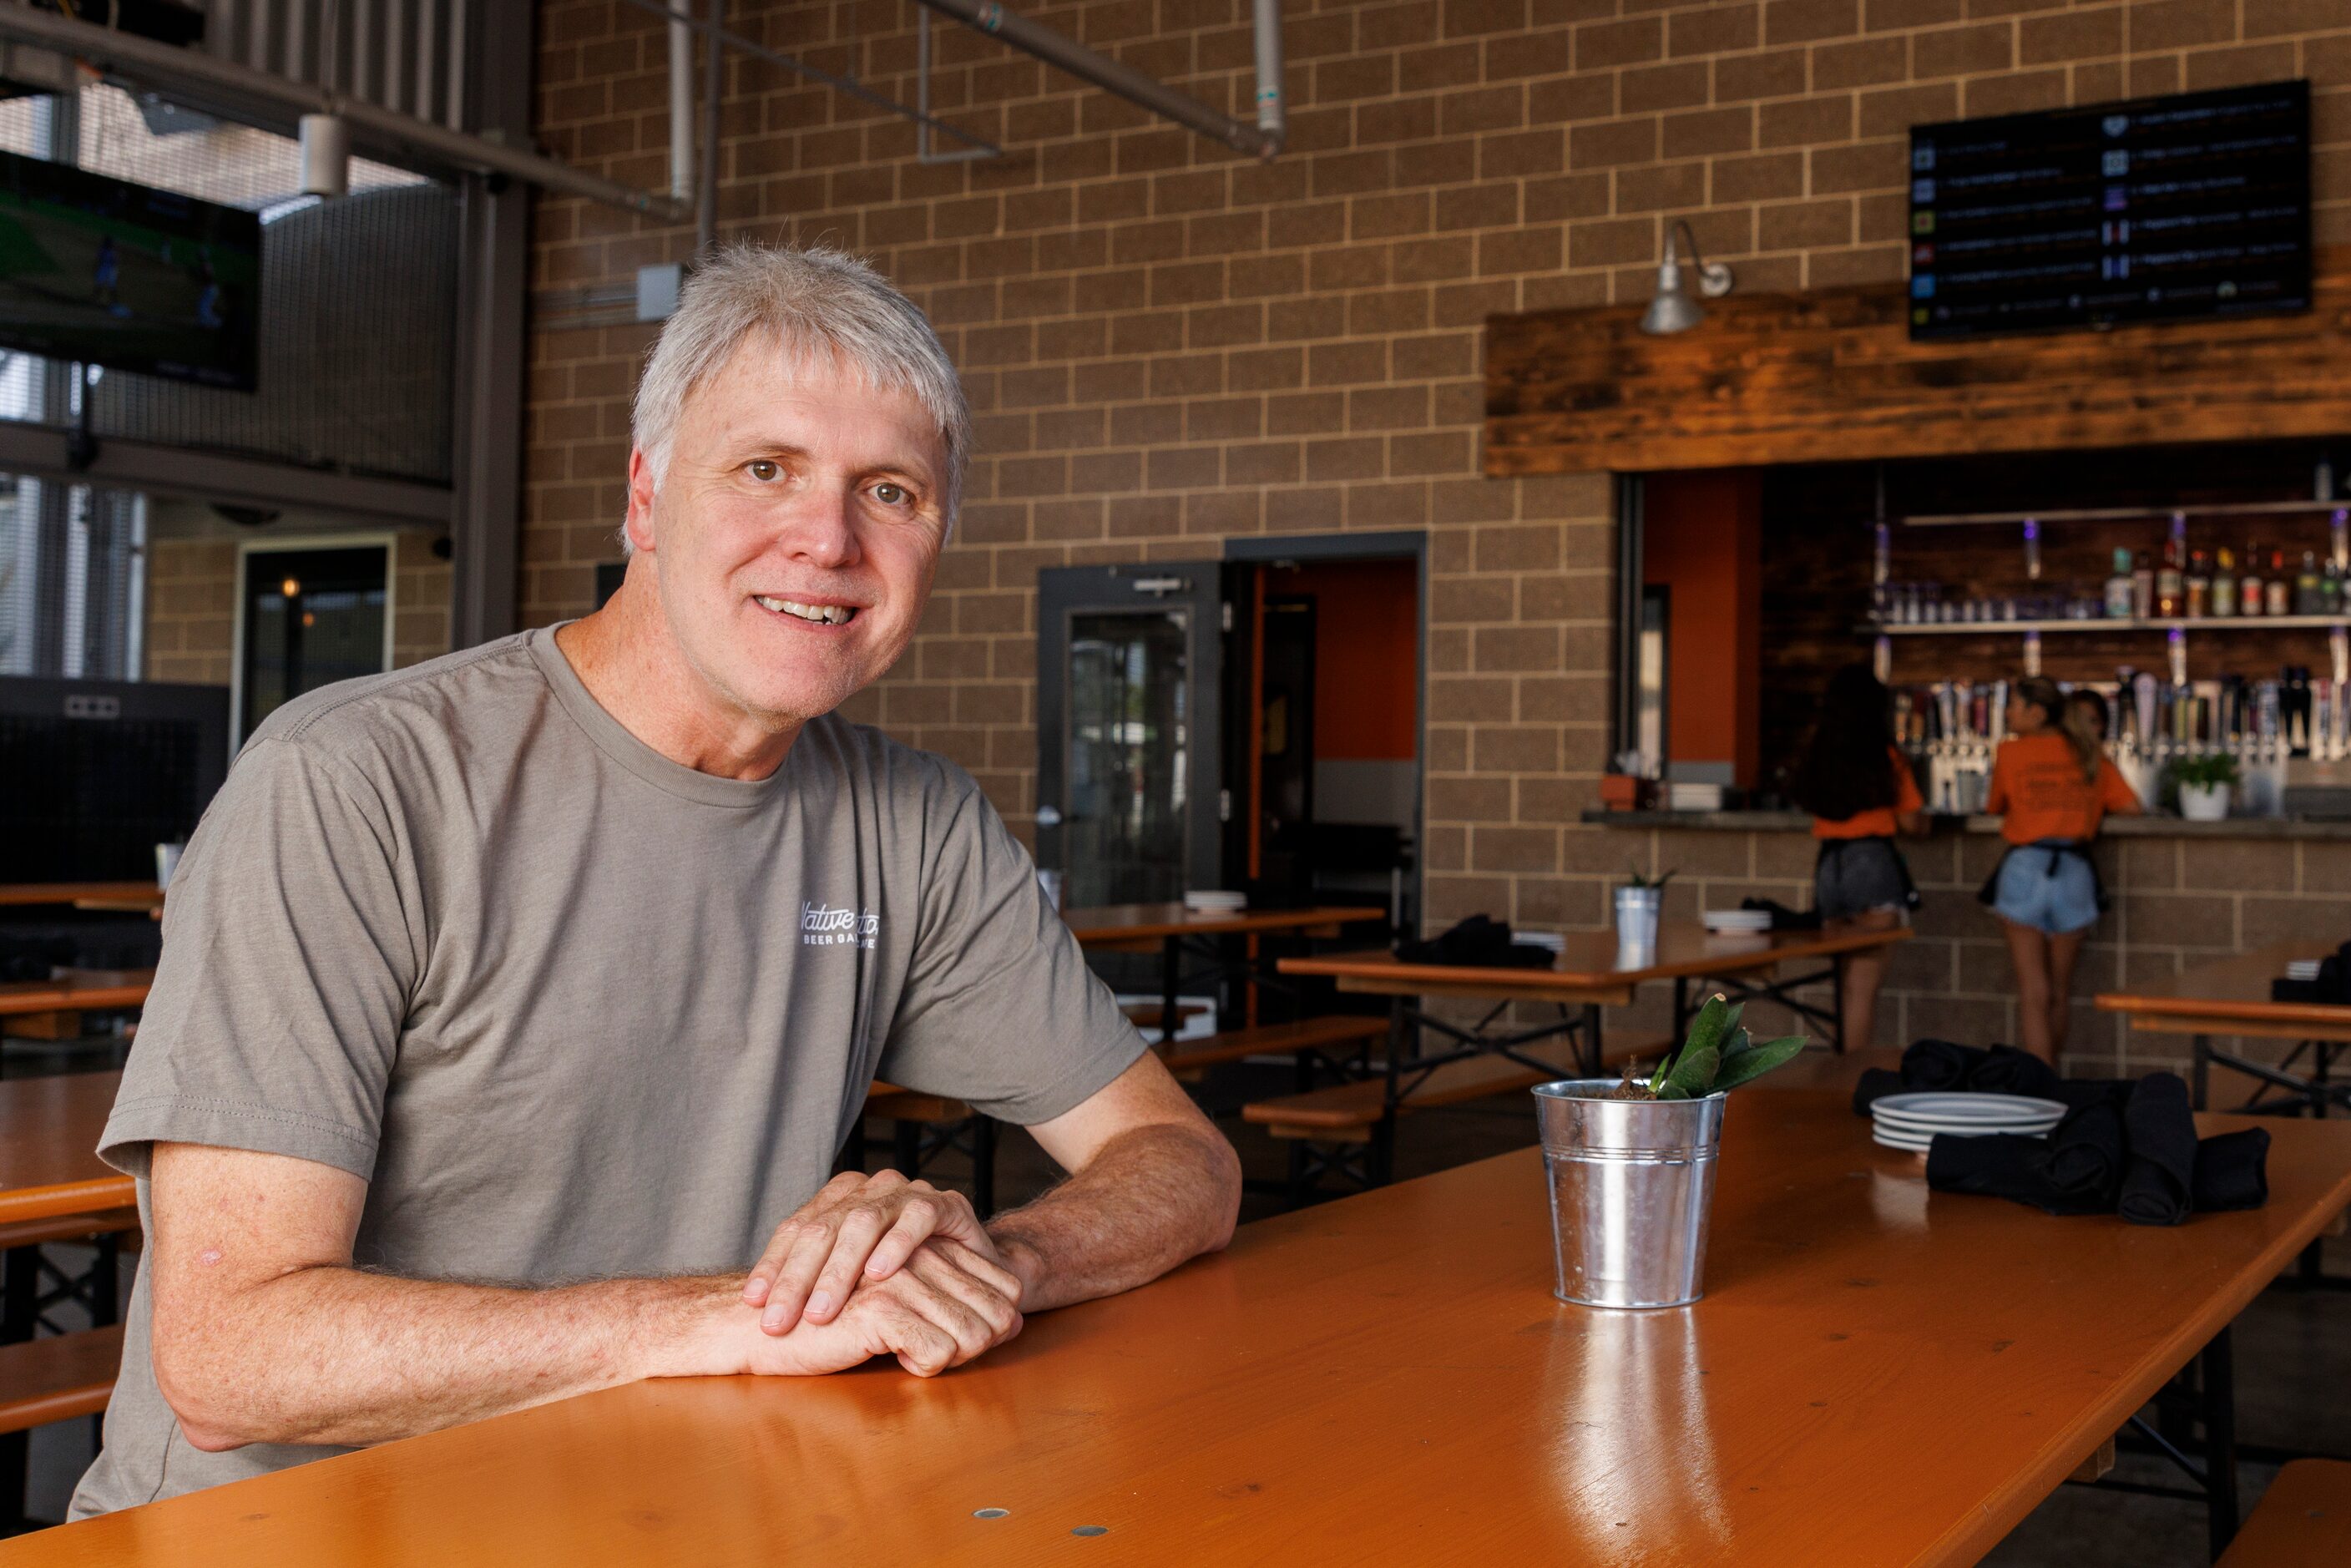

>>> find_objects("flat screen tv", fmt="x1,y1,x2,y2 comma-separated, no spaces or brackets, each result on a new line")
1908,79,2309,341
0,149,260,389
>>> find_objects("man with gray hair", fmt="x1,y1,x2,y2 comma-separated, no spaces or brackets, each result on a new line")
72,245,1241,1515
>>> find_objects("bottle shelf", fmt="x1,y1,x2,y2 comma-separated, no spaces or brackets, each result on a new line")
1862,615,2351,635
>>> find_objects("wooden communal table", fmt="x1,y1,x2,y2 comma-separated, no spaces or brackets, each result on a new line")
10,1091,2345,1566
1279,919,1914,1084
0,1073,130,1228
2096,940,2351,1115
1060,903,1386,1039
0,886,158,911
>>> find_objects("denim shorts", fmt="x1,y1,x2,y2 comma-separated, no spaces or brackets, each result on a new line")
1991,842,2101,936
1815,837,1912,922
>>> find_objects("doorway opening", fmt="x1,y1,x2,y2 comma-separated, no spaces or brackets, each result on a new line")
234,537,392,741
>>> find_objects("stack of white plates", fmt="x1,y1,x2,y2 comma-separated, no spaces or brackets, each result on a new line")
1515,931,1566,958
2287,959,2323,982
1183,889,1247,913
1869,1092,2067,1154
1701,908,1773,934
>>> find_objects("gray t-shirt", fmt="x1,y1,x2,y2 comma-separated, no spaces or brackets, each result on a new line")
72,627,1142,1516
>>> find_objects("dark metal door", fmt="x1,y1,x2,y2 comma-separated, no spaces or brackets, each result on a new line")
1035,564,1223,909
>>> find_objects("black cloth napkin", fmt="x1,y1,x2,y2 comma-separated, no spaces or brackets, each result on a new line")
1393,914,1553,969
1924,1071,2268,1223
1738,896,1821,932
1853,1039,2130,1115
2117,1073,2197,1227
2192,1128,2272,1212
1924,1101,2122,1216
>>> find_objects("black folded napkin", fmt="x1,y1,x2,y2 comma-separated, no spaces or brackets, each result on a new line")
2117,1073,2197,1227
2192,1128,2272,1212
1394,914,1552,969
1925,1072,2268,1223
1852,1039,2131,1115
1738,896,1821,932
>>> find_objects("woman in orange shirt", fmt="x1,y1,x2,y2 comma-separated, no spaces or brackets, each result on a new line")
1791,665,1925,1050
1983,676,2142,1065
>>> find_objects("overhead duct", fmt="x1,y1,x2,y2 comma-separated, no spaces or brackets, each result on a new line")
916,0,1287,159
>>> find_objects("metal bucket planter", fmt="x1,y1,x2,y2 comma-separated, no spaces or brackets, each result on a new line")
1533,1079,1726,1309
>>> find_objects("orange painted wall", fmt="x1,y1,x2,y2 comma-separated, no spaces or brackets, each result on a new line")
1642,471,1762,787
1265,559,1418,761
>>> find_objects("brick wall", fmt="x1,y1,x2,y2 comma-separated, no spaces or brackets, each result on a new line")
526,0,2351,1068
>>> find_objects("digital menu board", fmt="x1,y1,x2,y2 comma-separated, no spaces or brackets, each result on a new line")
1908,80,2308,341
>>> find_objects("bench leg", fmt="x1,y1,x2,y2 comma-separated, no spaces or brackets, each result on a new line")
970,1118,998,1220
1370,1114,1396,1186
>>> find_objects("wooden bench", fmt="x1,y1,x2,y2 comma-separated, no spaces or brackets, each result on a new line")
1241,1031,1672,1199
1157,1013,1386,1076
2217,1459,2351,1565
0,1323,122,1437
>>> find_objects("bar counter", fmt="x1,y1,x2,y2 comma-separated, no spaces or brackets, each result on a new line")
1557,809,2351,1077
1584,809,2351,840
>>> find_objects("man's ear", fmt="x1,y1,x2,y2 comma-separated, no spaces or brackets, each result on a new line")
624,448,660,554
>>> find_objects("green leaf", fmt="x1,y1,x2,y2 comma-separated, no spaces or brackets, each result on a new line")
1666,1039,1721,1098
1714,1035,1809,1090
1656,994,1733,1092
1720,1025,1754,1060
1656,1079,1691,1100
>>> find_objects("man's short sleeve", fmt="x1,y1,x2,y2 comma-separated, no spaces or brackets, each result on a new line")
99,737,418,1181
877,773,1144,1126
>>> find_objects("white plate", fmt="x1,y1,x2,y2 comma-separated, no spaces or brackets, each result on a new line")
1871,1100,2066,1126
1870,1092,2068,1124
1873,1125,2052,1153
1872,1113,2065,1137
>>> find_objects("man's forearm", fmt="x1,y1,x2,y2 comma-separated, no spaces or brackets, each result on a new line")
985,1120,1241,1313
155,1267,740,1450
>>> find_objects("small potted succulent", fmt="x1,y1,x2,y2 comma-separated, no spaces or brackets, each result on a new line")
1532,995,1805,1308
1615,863,1676,953
2172,751,2239,822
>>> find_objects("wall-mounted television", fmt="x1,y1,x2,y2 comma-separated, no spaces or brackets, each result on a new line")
0,149,260,389
1908,79,2309,341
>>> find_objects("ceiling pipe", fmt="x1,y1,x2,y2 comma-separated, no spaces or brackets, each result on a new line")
0,1,690,220
915,0,1286,160
697,0,721,255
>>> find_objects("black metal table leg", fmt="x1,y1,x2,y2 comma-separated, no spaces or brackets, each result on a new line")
2202,1325,2238,1560
2192,1034,2210,1111
0,1247,33,1534
1671,977,1688,1041
892,1119,923,1178
1830,958,1848,1055
1581,1002,1603,1078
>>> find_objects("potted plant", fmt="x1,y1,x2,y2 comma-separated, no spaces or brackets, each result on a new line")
1532,995,1805,1308
2172,751,2240,822
1615,863,1676,951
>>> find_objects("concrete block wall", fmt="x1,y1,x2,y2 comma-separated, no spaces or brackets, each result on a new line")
525,0,2351,1070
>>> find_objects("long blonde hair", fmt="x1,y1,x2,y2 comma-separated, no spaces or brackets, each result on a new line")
2015,676,2100,784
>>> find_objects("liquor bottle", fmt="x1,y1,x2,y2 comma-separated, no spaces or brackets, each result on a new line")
2156,549,2185,619
2268,550,2292,617
2105,548,2135,619
2298,551,2323,615
2186,550,2210,619
2242,545,2265,616
2325,556,2343,618
2212,547,2237,619
2132,552,2156,620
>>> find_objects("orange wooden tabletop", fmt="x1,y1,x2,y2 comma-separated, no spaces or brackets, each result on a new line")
0,1072,131,1227
0,884,159,910
0,971,154,1020
1278,920,1914,996
1060,902,1386,944
13,1090,2345,1567
2096,940,2351,1031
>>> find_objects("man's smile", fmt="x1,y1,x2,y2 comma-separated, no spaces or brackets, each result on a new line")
753,594,862,627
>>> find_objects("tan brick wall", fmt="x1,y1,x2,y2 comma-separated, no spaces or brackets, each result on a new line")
525,0,2351,1068
143,530,450,687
